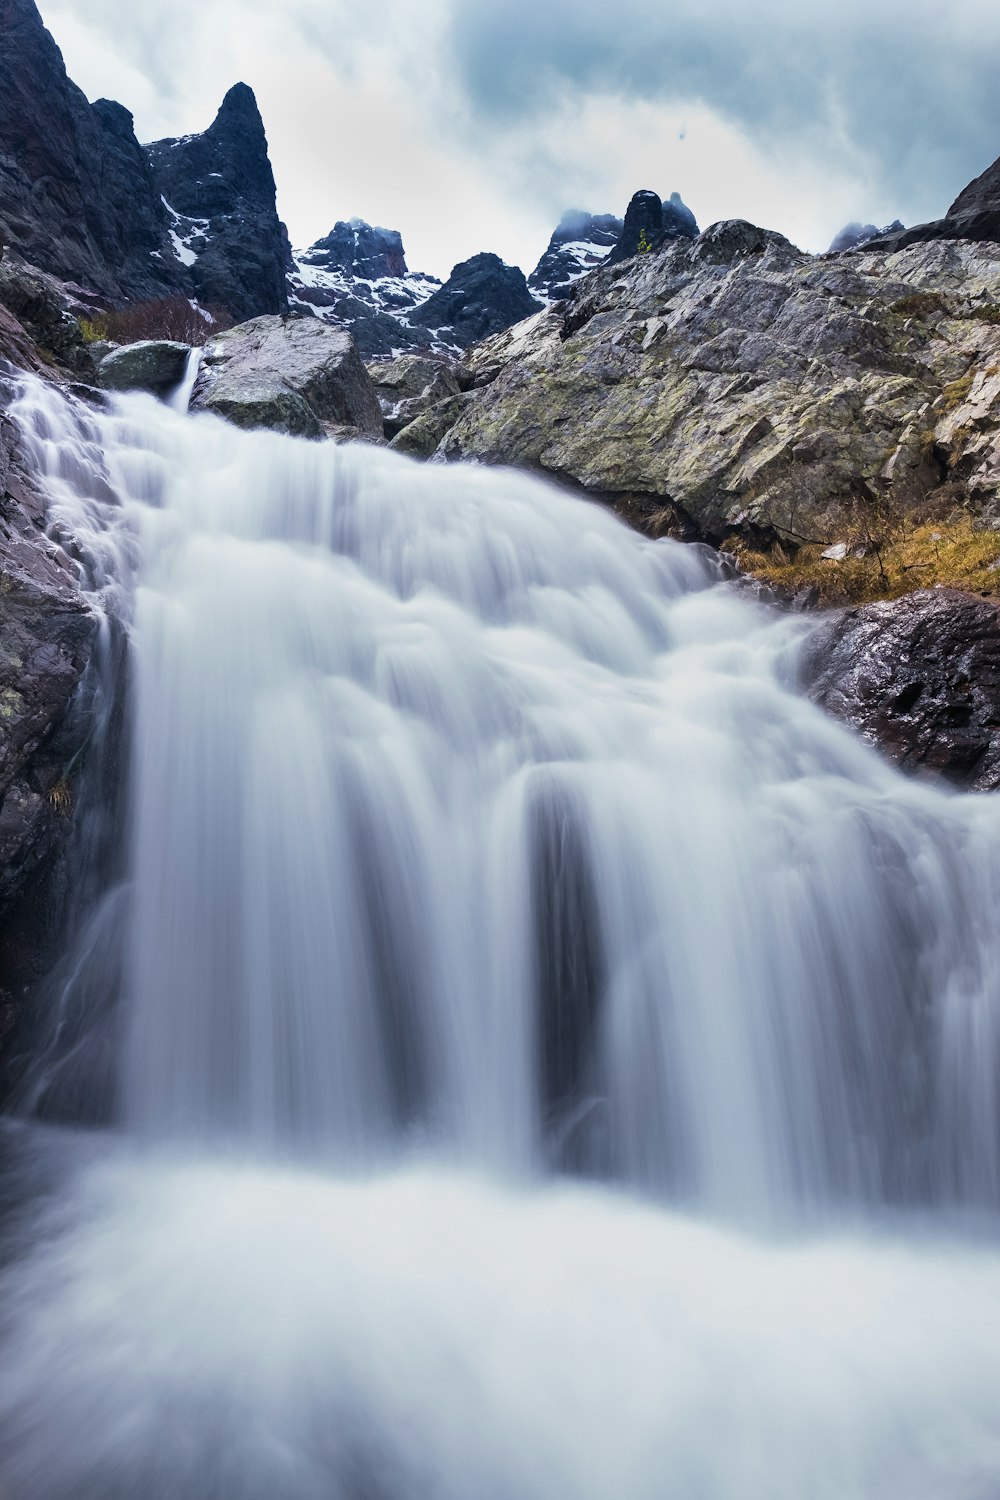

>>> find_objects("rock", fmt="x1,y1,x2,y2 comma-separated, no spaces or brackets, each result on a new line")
390,393,476,458
0,392,99,1031
425,229,1000,552
287,219,442,358
0,0,185,303
409,253,543,349
367,354,465,436
607,190,699,265
529,211,625,302
98,341,191,398
191,316,382,441
802,588,1000,790
145,84,289,322
829,221,904,254
868,150,1000,251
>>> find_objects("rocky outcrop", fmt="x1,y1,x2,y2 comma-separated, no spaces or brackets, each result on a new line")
802,589,1000,790
145,84,289,323
288,219,442,358
0,253,97,378
367,353,467,438
529,212,624,302
607,190,699,266
869,150,1000,252
829,221,904,254
0,0,182,302
191,316,382,441
421,226,1000,552
0,388,98,1039
98,341,191,398
409,253,542,349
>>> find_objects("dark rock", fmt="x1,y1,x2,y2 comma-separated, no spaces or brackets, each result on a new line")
0,0,182,302
607,190,699,266
802,589,1000,790
145,84,289,322
829,221,904,253
529,211,624,301
868,152,1000,251
0,394,99,1043
304,221,408,281
950,154,1000,219
191,315,382,441
98,341,190,398
409,253,543,349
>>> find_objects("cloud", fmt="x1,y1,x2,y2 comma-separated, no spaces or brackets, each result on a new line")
446,0,1000,227
32,0,1000,280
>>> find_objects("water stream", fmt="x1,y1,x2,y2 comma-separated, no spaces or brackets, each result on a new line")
2,375,999,1497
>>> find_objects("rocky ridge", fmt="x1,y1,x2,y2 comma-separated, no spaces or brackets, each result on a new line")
528,212,625,302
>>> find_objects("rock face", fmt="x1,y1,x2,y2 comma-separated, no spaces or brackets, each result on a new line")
802,589,1000,790
98,341,190,398
288,219,442,358
829,221,905,253
0,0,181,302
145,84,289,323
870,151,1000,251
0,388,98,1039
191,316,382,441
367,353,466,438
424,226,1000,550
409,253,542,349
607,190,699,265
529,211,625,302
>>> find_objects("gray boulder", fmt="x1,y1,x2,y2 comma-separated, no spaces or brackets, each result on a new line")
367,353,465,437
191,316,382,440
98,340,190,397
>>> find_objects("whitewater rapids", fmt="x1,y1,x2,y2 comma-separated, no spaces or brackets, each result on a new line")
1,373,1000,1497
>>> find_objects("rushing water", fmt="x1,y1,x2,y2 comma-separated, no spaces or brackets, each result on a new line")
2,373,1000,1497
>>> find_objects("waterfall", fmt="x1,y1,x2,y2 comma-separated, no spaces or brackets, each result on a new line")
3,374,1000,1499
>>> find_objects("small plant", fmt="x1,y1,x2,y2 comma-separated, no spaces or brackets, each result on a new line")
889,292,947,321
48,779,72,816
78,297,234,347
637,228,654,254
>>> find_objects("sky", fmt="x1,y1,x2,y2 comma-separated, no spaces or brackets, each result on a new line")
36,0,1000,281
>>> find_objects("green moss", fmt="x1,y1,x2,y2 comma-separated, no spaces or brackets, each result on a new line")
889,292,947,321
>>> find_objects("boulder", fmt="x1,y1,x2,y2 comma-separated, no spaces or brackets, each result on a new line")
390,393,476,458
98,341,191,398
191,316,382,440
802,588,1000,790
425,228,1000,552
367,354,465,437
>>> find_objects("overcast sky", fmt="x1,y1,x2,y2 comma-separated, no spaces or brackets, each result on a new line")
36,0,1000,280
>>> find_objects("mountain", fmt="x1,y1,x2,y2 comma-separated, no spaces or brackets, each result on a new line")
528,211,625,302
828,220,904,253
607,190,699,265
287,220,442,357
289,229,543,356
409,253,542,349
0,0,287,319
0,0,179,301
867,149,1000,251
145,84,289,322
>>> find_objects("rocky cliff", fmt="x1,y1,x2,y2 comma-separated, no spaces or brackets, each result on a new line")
409,253,542,349
145,84,289,322
528,212,625,302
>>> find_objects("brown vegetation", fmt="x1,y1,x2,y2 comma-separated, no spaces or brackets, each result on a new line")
79,297,233,347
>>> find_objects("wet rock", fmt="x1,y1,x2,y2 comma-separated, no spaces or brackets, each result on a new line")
98,341,190,398
802,588,1000,790
191,316,382,441
0,396,98,1029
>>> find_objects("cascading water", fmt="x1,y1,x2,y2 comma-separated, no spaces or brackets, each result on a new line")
2,373,1000,1498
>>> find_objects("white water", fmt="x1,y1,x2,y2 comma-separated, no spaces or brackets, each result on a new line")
3,374,1000,1497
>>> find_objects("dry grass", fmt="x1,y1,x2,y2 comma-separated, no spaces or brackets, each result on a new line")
726,515,1000,606
80,297,233,347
